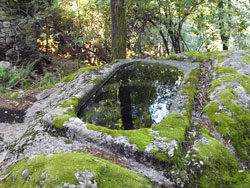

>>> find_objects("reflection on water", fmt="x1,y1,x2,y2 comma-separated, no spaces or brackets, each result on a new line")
78,63,182,130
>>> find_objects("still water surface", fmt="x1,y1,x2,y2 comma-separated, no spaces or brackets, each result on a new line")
78,63,182,130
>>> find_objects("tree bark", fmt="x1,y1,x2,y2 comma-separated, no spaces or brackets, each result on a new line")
218,0,229,50
111,0,127,60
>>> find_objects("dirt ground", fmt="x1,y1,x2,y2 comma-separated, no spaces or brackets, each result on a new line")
0,91,39,124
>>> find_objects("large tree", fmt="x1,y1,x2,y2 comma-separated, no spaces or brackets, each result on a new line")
111,0,127,60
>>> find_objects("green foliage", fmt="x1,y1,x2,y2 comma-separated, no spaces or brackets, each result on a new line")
0,153,152,188
0,66,33,93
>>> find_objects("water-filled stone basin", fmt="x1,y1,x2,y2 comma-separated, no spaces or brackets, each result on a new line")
78,63,183,130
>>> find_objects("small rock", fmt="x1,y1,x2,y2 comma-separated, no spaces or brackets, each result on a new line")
0,61,11,69
21,169,29,179
39,171,47,180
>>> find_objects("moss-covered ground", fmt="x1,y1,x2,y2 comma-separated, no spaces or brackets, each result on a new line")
0,153,153,188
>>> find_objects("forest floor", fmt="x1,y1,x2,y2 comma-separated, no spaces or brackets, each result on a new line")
0,88,40,124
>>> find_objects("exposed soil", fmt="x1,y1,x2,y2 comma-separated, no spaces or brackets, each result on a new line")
182,61,212,155
0,91,38,124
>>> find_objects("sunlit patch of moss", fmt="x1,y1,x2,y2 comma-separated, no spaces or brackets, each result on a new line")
154,54,178,61
59,98,79,117
190,127,250,187
153,114,189,143
183,69,200,120
52,115,70,129
241,54,250,63
215,66,250,94
215,66,237,75
214,54,228,63
220,75,236,82
207,80,221,96
186,52,204,62
205,88,250,161
86,124,154,152
185,51,229,63
0,153,152,188
61,66,99,82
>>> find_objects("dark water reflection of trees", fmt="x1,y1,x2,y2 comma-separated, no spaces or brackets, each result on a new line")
78,63,182,130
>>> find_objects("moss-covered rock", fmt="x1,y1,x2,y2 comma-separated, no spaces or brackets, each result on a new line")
205,51,250,163
190,127,250,187
0,152,153,188
61,66,99,82
241,54,250,64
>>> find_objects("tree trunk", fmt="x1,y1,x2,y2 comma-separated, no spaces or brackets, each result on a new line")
218,0,229,50
111,0,127,60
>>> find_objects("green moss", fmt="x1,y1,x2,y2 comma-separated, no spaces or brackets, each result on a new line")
190,128,250,187
7,92,20,100
214,55,227,63
207,80,221,96
205,88,250,161
163,54,178,60
241,54,250,64
154,54,186,61
154,152,168,162
93,78,102,83
215,66,250,94
86,124,153,152
183,69,200,120
61,66,99,82
152,114,189,143
59,98,79,117
215,66,237,75
220,75,236,82
186,52,204,62
64,139,73,144
0,153,152,188
185,51,229,63
52,116,70,129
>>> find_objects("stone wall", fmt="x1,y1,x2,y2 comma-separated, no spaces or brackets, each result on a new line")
0,0,38,63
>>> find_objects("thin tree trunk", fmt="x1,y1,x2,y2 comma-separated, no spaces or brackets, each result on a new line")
218,0,229,50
